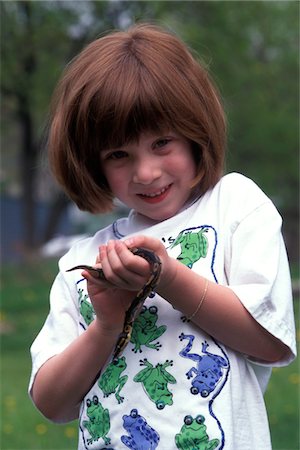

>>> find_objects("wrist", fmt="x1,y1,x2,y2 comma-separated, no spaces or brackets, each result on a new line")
90,318,122,340
157,257,179,295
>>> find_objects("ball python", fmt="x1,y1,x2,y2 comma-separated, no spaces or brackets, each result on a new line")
67,247,161,364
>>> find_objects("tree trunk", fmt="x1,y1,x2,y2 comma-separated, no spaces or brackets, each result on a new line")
17,1,37,252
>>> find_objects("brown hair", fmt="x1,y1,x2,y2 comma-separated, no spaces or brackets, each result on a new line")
48,23,226,213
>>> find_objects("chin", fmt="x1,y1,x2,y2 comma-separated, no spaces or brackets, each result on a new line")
147,208,179,222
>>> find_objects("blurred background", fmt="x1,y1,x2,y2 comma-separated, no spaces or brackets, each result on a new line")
1,1,299,449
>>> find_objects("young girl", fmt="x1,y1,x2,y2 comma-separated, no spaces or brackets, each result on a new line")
29,24,296,449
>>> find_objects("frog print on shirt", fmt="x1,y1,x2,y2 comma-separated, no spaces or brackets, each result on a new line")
165,225,219,284
170,228,208,269
98,356,128,404
78,288,95,326
133,358,176,409
175,414,219,450
82,395,111,446
121,408,160,449
130,305,167,353
179,333,229,397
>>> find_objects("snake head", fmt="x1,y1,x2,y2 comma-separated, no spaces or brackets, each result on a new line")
66,265,105,280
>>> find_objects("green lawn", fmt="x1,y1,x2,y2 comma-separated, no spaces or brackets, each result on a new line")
1,260,77,450
1,260,299,449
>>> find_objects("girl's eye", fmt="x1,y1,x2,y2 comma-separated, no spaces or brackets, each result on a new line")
105,150,128,160
153,138,171,149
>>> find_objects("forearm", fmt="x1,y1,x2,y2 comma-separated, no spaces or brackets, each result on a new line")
158,259,288,362
31,320,119,423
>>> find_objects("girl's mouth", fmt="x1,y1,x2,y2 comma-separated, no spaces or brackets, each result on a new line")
138,184,172,203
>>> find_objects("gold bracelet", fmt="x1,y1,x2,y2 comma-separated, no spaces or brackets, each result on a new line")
188,278,209,321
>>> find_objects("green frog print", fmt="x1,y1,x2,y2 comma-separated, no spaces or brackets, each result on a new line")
121,408,160,449
83,395,111,445
170,228,208,268
175,415,219,450
133,358,176,409
98,356,128,404
130,305,167,353
78,288,94,326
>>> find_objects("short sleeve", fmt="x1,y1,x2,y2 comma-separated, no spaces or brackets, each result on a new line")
28,271,79,394
225,200,296,366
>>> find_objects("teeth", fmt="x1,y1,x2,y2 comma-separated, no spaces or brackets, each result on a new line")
142,186,168,197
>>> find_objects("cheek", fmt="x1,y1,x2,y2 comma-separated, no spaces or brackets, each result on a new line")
104,169,128,195
168,154,196,178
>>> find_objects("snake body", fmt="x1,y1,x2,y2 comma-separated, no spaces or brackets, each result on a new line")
67,247,161,363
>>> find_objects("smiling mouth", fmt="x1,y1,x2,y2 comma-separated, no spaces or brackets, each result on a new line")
138,184,172,202
138,184,171,198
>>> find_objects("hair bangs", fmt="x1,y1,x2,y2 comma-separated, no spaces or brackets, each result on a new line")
88,57,174,152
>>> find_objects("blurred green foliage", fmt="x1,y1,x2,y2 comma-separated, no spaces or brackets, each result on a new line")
173,1,299,212
1,0,298,258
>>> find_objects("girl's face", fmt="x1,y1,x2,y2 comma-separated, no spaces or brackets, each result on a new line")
100,131,198,221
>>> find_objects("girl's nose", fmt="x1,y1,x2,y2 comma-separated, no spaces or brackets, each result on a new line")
132,158,162,184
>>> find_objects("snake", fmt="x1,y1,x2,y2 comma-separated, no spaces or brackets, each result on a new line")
66,247,161,364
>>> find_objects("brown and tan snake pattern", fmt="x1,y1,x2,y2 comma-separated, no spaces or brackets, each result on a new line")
67,247,162,364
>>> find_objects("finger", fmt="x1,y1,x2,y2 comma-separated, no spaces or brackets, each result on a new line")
100,241,133,287
102,241,150,289
81,269,115,289
124,235,161,253
95,251,101,264
109,240,150,281
115,241,151,277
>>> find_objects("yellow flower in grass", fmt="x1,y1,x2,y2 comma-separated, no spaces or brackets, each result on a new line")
284,404,295,415
288,373,300,384
65,426,76,438
24,290,36,302
36,423,48,435
3,423,13,434
4,396,16,410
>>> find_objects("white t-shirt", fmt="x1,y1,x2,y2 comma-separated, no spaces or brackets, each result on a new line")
29,173,296,450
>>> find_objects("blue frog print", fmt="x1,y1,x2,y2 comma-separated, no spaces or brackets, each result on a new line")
121,408,160,449
179,333,229,397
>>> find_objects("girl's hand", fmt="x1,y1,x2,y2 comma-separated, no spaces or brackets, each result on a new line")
99,240,152,291
80,239,154,333
124,235,178,292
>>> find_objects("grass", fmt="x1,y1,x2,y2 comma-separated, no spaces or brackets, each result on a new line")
0,259,299,449
265,359,300,450
1,260,78,450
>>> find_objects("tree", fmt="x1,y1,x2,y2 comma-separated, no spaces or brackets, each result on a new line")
1,0,170,257
1,1,77,251
1,1,298,261
163,1,299,259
